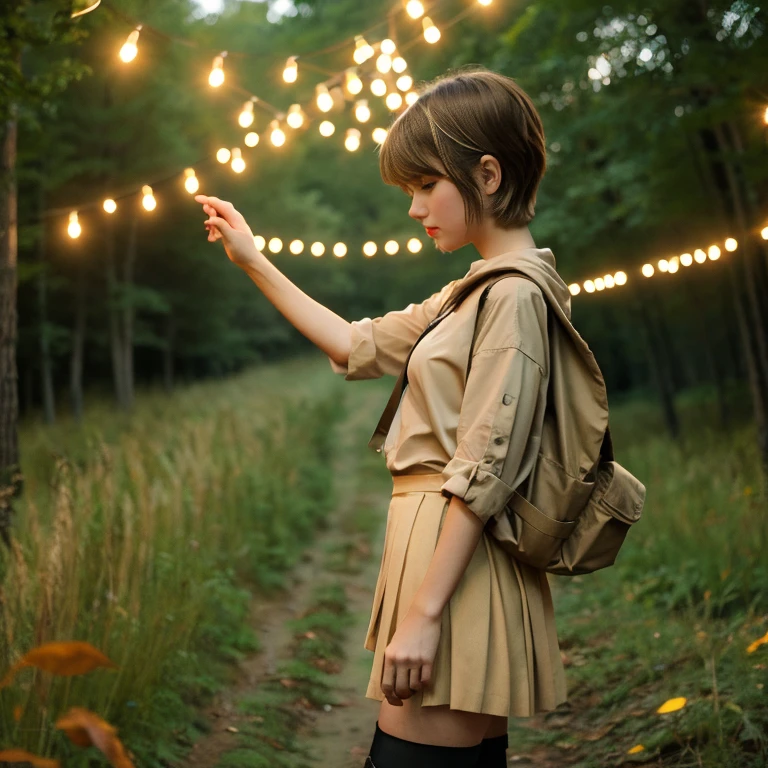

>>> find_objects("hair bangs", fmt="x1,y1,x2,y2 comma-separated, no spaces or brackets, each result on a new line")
379,103,444,191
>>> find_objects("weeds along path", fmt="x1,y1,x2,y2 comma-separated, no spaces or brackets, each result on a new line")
182,381,391,768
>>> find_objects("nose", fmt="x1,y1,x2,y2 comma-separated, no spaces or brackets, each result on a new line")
408,196,427,221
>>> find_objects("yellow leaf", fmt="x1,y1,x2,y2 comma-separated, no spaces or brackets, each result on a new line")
0,750,60,768
627,744,645,754
746,630,768,654
657,696,687,714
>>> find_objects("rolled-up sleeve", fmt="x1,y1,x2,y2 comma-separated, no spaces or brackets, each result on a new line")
440,279,549,525
328,279,460,381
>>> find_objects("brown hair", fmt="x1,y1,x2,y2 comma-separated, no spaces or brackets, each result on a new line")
379,66,546,229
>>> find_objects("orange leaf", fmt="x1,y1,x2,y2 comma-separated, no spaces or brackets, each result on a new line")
0,749,60,768
54,708,133,768
1,642,117,688
627,744,645,754
746,631,768,654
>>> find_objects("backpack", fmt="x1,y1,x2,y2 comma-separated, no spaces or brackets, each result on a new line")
369,269,646,576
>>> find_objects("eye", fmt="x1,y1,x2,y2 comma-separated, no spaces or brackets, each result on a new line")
421,181,436,191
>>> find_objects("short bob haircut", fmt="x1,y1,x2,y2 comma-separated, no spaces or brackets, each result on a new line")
379,66,546,230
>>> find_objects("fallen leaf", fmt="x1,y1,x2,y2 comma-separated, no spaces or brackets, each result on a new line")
0,749,60,768
54,707,133,768
1,642,117,688
627,744,645,754
746,630,768,654
225,726,238,733
657,696,687,714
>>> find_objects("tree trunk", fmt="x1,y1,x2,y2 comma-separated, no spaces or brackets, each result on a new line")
0,104,21,547
121,211,139,412
105,216,128,410
37,179,55,425
69,260,86,423
163,311,175,394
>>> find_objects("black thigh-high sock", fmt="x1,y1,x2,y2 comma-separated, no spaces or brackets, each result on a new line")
476,733,508,766
365,721,483,768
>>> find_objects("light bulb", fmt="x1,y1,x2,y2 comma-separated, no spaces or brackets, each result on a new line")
316,84,333,112
345,69,363,95
283,56,298,83
386,92,403,110
668,258,679,274
405,91,419,106
254,235,266,251
708,245,721,260
209,54,225,87
244,131,259,147
642,264,654,277
477,0,493,5
184,168,199,194
406,0,425,19
614,271,627,285
345,128,361,151
333,242,347,258
594,277,606,290
238,100,255,128
371,78,387,97
680,253,693,266
103,199,117,214
311,242,325,257
289,239,304,254
68,211,81,239
584,280,595,292
724,238,737,252
694,248,707,263
392,56,408,74
384,240,399,255
569,283,581,295
355,100,371,123
286,103,305,129
422,17,441,44
380,39,397,56
216,148,231,164
604,274,615,288
376,54,392,74
658,259,669,272
119,27,141,63
270,120,286,147
372,128,388,144
231,147,245,173
319,120,335,137
407,238,422,253
353,35,374,64
363,241,377,257
396,75,413,92
142,185,156,212
268,237,283,253
761,226,768,240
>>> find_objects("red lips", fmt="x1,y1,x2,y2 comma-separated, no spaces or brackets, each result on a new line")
425,227,439,236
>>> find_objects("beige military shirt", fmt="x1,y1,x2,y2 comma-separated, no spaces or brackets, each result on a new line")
329,251,552,529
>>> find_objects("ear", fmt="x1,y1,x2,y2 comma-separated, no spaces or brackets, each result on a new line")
478,155,502,195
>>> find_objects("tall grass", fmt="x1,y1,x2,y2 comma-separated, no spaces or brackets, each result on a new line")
0,357,347,764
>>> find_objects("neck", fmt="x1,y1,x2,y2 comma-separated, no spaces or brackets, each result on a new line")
473,223,536,260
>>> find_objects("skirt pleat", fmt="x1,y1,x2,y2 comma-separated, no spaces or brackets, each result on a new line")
364,474,568,718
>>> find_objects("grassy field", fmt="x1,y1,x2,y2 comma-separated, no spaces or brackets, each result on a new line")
0,356,765,767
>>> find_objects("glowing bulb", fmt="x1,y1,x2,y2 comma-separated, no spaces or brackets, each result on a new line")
694,248,707,263
184,168,199,194
119,27,141,63
764,106,768,126
231,147,245,173
568,283,581,295
385,240,399,255
103,199,117,214
316,84,334,112
422,17,441,44
270,120,286,147
396,75,413,92
142,185,156,212
372,127,388,144
642,264,654,277
345,128,361,151
268,237,283,253
67,211,81,239
724,238,737,252
209,54,225,87
371,78,387,97
283,56,298,83
658,259,669,272
254,235,266,251
216,148,231,164
286,103,305,129
319,120,335,137
406,0,425,19
333,242,347,258
477,0,492,5
761,226,768,240
405,91,419,106
584,280,595,293
708,245,721,260
668,258,679,274
604,274,615,288
376,54,392,74
363,241,377,257
245,131,259,147
407,238,422,253
680,253,693,266
311,241,325,257
289,239,304,254
381,39,397,56
355,99,371,123
238,100,255,128
345,69,363,95
386,92,403,110
594,277,605,290
353,35,374,65
614,271,627,286
392,56,408,74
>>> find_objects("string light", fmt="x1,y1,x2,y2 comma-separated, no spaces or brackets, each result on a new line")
668,257,679,274
238,99,255,128
270,120,286,147
119,26,142,62
345,128,361,151
584,280,595,292
761,226,768,240
376,53,393,74
370,78,387,97
642,264,654,277
478,0,493,5
184,168,199,193
268,237,283,253
422,17,441,44
244,131,259,147
254,235,266,251
385,240,399,254
142,185,156,211
345,69,363,95
354,99,371,122
569,283,581,295
311,242,325,257
708,245,721,260
680,252,693,266
386,92,404,110
381,39,397,55
724,238,738,252
283,56,298,83
68,211,81,239
286,103,306,129
694,248,707,263
333,242,347,258
353,35,375,64
316,83,334,112
289,239,304,254
319,120,335,137
396,75,413,92
216,148,231,163
407,238,422,253
405,91,419,106
372,127,388,144
406,0,425,19
658,259,669,272
103,199,117,214
231,147,245,173
363,241,377,257
208,54,226,87
392,56,408,73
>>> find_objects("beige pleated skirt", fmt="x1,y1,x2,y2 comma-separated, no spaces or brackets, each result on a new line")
364,473,568,718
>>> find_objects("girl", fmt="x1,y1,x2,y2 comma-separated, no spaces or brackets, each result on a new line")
196,66,574,768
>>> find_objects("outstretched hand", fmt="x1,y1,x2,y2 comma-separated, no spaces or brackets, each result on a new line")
195,195,263,270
